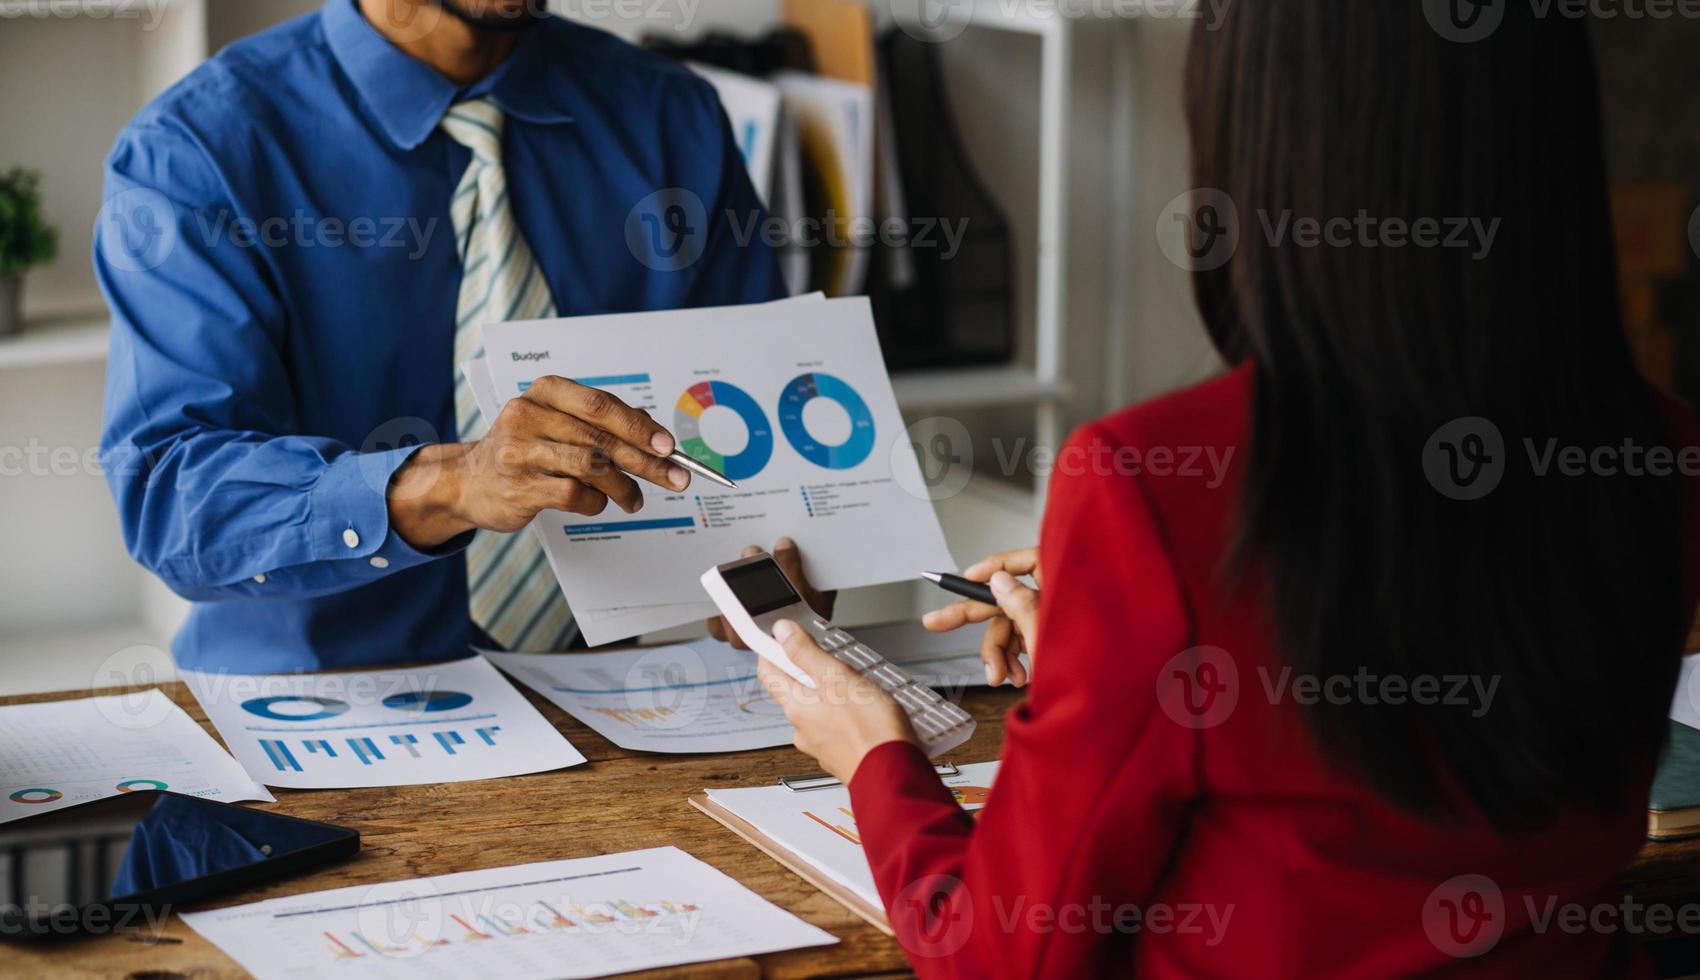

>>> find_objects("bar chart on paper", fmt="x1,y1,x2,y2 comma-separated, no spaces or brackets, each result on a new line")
180,847,837,980
182,656,586,789
485,642,798,754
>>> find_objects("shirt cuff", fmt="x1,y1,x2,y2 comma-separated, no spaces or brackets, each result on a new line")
308,445,465,572
848,739,959,819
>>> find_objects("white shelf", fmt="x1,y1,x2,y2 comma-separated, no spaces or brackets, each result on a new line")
893,364,1071,410
0,314,110,369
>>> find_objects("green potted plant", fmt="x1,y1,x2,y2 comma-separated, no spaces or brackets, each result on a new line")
0,168,59,337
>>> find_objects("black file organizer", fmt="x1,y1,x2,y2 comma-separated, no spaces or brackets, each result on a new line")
869,29,1016,371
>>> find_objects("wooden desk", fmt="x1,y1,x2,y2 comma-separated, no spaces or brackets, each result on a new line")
4,680,1024,979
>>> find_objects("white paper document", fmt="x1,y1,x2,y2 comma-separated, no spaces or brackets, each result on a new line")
480,296,954,617
0,689,272,823
704,762,1000,909
486,622,997,754
1672,654,1700,730
181,656,586,789
180,846,836,980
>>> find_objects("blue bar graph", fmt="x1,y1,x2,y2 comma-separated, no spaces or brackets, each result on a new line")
563,517,695,536
260,739,302,772
302,739,337,758
347,737,385,765
475,726,501,746
390,733,422,757
571,373,652,388
434,730,466,755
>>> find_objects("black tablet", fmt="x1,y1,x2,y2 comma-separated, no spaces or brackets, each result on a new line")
0,791,358,941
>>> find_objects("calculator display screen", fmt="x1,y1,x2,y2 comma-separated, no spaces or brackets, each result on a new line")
722,559,804,616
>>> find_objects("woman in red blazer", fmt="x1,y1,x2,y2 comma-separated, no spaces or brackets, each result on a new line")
757,3,1700,977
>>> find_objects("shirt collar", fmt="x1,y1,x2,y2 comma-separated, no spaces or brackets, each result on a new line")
323,0,572,152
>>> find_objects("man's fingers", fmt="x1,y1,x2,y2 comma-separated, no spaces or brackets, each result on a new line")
540,477,609,518
741,544,764,558
522,375,678,456
547,414,688,493
528,443,645,513
990,571,1040,645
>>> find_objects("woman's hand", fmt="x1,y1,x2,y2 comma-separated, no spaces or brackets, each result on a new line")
706,538,836,650
922,547,1042,687
758,619,918,782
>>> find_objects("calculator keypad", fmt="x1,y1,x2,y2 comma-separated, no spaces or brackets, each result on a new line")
803,620,976,755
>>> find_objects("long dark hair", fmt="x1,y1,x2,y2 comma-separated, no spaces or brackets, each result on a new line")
1186,3,1687,829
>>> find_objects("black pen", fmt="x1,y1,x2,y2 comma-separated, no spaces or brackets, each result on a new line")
920,570,1001,605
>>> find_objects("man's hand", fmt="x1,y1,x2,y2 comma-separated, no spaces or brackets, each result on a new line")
922,547,1041,687
387,376,693,549
706,538,836,650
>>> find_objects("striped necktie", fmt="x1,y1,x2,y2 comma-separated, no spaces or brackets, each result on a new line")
440,99,579,651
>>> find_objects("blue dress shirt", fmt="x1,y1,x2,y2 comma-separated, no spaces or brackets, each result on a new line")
97,0,785,672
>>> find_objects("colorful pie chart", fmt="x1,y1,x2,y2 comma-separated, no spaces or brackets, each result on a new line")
9,788,61,804
382,690,474,713
779,373,876,470
674,380,775,482
116,779,169,793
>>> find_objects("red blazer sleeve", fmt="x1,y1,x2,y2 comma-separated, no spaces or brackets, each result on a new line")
848,422,1201,978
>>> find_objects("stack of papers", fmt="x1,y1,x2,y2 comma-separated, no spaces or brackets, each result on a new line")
487,621,1004,754
181,846,836,980
466,294,954,647
181,656,586,789
0,690,271,823
701,761,999,913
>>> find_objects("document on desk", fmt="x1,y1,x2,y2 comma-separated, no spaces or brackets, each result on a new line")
485,621,997,754
181,655,586,789
479,295,954,624
180,845,836,980
699,761,1000,914
0,689,272,823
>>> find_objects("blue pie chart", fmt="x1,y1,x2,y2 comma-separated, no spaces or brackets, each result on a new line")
674,380,775,482
240,696,350,721
779,373,876,470
382,690,474,713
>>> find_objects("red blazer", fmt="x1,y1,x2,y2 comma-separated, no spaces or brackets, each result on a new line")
849,363,1700,978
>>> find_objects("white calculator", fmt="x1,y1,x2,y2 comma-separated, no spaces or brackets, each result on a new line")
701,553,977,757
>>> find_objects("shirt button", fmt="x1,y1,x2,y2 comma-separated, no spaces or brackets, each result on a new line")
342,528,361,549
369,556,390,569
253,573,267,584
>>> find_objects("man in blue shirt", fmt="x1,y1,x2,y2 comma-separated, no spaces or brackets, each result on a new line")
97,0,803,672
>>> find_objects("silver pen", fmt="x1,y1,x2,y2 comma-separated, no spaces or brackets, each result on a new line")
666,449,738,489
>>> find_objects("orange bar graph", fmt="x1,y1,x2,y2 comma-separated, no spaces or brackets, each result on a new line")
805,807,862,845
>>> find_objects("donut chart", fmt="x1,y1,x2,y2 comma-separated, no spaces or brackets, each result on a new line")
9,788,61,804
674,381,775,482
779,373,876,470
117,779,169,793
381,690,474,713
241,696,350,722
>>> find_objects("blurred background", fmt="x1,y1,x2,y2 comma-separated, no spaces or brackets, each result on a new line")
0,0,1693,693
